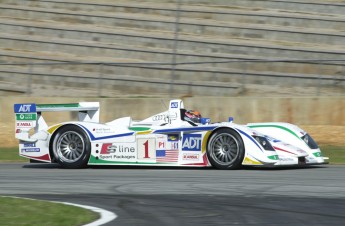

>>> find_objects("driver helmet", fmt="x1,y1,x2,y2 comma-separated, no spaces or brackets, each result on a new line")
184,110,202,123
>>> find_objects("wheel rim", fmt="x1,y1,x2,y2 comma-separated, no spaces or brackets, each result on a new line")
56,131,85,163
209,133,240,166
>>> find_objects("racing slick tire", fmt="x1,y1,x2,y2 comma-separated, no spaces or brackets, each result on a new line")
52,125,91,169
207,128,245,170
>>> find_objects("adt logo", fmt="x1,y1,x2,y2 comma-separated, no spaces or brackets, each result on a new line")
170,102,178,108
182,134,202,151
14,104,36,113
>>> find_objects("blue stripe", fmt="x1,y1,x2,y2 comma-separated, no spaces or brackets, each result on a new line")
79,124,134,141
237,129,263,152
154,126,217,134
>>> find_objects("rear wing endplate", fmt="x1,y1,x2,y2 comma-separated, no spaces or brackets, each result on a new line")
14,102,99,141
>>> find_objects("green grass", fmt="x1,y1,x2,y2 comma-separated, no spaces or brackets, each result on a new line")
0,147,27,162
319,145,345,165
0,197,99,226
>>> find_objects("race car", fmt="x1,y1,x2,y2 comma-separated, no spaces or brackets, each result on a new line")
13,99,328,169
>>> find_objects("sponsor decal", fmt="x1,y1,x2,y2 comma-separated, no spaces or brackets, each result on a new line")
100,143,135,154
99,154,135,160
152,114,168,122
156,150,179,163
167,135,179,150
170,142,178,150
158,141,165,149
168,134,179,141
21,148,40,153
79,124,135,141
23,142,36,147
279,157,294,161
93,127,113,133
182,134,202,151
137,138,156,160
99,143,136,161
200,118,211,124
182,153,200,161
170,102,178,108
15,113,37,121
14,104,36,113
16,121,34,128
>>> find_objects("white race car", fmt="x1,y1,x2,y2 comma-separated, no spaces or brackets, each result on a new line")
14,99,328,169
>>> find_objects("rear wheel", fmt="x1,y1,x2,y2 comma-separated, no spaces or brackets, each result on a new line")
52,125,91,169
207,128,244,169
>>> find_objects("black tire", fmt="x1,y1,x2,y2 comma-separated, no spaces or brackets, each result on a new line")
207,128,245,170
52,125,91,169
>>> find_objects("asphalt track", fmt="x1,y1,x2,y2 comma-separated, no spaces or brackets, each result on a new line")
1,163,345,226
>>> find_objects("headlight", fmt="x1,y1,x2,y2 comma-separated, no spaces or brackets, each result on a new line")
253,135,275,151
301,134,319,149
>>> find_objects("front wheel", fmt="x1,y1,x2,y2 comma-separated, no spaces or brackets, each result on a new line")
207,128,245,170
52,125,91,169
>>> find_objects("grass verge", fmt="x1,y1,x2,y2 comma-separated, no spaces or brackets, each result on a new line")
0,196,99,226
0,147,27,162
319,145,345,165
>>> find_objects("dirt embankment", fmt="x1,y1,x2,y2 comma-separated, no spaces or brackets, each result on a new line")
1,124,16,147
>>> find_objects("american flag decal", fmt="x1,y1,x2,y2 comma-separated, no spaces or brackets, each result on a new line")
156,150,179,163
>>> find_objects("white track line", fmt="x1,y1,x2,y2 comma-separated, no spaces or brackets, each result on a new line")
1,196,117,226
57,201,117,226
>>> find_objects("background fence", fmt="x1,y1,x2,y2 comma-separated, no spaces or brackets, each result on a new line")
1,59,344,97
1,0,345,97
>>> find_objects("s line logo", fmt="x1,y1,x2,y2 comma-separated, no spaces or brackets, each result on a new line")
182,134,202,151
14,104,36,113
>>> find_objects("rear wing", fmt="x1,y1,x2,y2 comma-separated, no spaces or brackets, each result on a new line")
14,102,99,141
